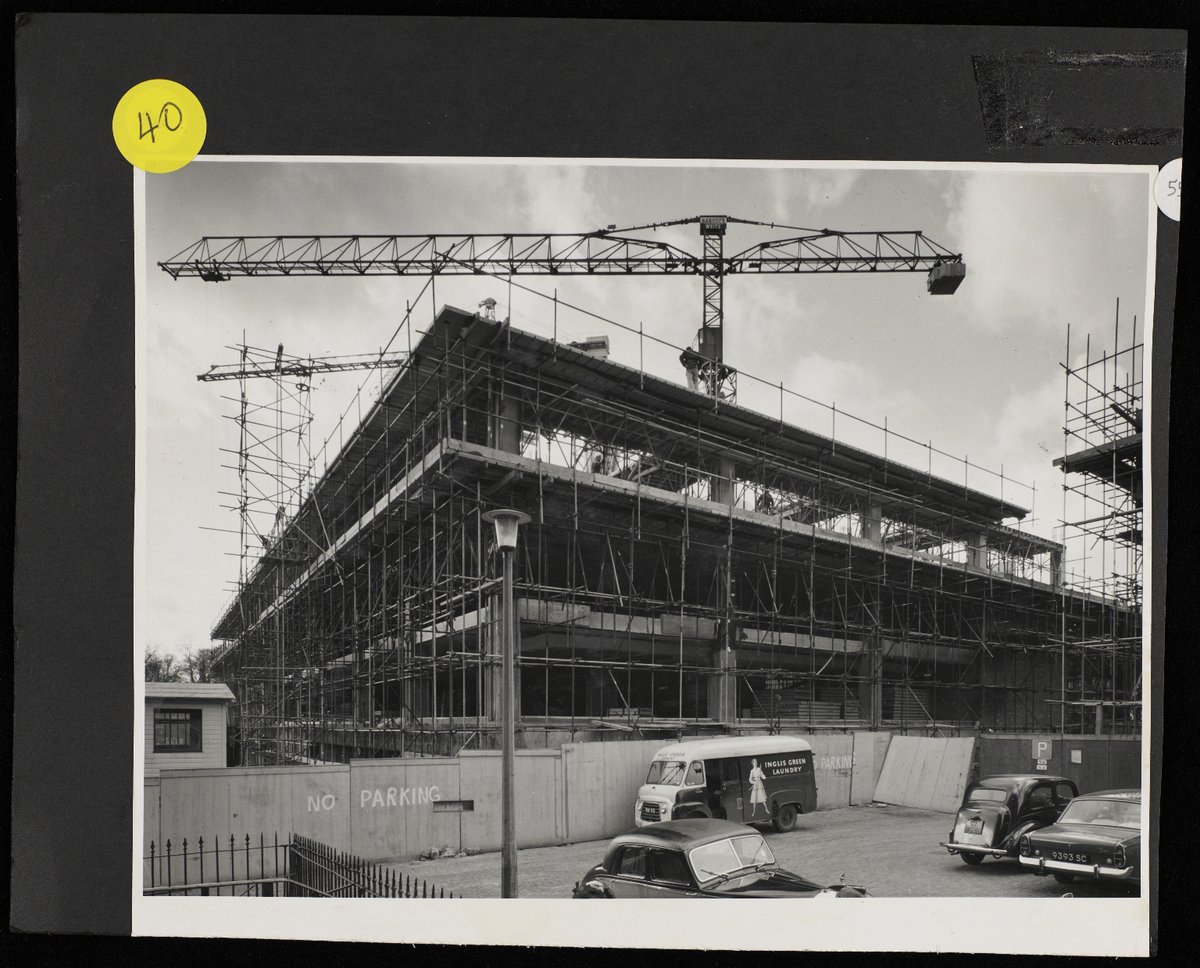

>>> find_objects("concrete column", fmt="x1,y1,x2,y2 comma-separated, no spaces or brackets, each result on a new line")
857,638,884,728
483,598,503,723
707,647,738,723
490,391,522,454
710,455,735,505
482,599,523,723
966,532,988,570
397,635,418,719
585,669,605,718
1094,702,1105,736
354,682,372,725
861,504,883,544
1050,548,1064,587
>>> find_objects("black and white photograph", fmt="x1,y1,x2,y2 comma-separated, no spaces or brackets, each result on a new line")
134,157,1154,950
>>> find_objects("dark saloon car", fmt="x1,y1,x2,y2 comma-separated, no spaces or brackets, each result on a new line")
941,774,1078,866
1018,789,1141,886
571,819,868,898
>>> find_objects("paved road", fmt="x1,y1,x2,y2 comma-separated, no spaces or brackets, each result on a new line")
394,804,1140,900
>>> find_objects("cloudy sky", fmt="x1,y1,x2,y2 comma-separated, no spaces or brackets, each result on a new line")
139,159,1154,657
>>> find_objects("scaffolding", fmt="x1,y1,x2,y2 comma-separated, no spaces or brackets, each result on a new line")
213,341,315,766
1053,303,1143,736
200,295,1137,767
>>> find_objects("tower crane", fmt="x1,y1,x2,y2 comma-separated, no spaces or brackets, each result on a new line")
197,344,411,383
162,214,965,401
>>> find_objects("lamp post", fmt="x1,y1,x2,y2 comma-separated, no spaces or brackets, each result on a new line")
482,508,530,899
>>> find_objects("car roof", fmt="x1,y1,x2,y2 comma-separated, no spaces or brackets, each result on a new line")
609,819,757,850
652,735,813,760
969,774,1072,791
1072,789,1141,801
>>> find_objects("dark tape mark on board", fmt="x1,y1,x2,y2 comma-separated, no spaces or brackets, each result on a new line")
973,50,1185,149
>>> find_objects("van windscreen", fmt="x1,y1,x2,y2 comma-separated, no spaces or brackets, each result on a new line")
645,760,688,785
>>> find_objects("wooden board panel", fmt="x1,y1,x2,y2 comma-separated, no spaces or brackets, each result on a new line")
874,736,975,812
348,759,462,861
931,738,976,811
806,734,854,809
850,732,879,805
912,739,948,809
873,735,920,805
977,734,1142,794
870,733,893,793
458,753,501,853
289,766,351,847
563,738,663,842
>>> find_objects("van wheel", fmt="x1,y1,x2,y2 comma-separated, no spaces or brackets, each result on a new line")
960,852,984,865
772,803,798,832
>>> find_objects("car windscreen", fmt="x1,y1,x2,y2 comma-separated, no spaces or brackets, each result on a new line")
688,835,775,883
1058,798,1139,828
965,788,1008,803
645,759,687,785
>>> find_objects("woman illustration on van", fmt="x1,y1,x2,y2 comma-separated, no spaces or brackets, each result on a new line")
747,759,767,817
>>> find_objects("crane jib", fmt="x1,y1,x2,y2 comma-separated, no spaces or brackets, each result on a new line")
164,217,966,401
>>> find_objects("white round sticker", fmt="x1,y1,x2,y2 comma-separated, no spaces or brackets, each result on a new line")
1153,158,1182,221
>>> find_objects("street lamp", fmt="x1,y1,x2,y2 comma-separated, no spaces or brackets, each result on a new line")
482,508,530,899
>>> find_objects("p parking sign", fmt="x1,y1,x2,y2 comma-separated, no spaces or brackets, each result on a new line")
1032,739,1052,761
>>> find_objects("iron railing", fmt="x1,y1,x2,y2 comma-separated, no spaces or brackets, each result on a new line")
144,832,458,898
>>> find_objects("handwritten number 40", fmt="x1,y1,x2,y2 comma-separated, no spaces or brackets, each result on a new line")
138,102,183,144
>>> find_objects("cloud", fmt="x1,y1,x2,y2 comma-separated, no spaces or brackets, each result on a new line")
943,170,1148,336
514,164,606,231
767,168,862,220
779,352,924,450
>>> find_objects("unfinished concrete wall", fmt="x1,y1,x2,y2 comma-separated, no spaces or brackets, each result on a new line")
872,736,976,812
977,734,1142,793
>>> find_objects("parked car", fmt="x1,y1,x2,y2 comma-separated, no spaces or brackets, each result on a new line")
941,774,1078,866
1018,789,1141,886
571,818,868,898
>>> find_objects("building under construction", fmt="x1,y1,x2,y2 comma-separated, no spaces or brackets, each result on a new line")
206,303,1140,765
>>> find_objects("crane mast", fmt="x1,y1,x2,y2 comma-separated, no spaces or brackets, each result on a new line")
163,214,965,401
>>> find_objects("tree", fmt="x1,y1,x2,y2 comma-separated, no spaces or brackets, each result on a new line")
144,644,183,682
179,643,221,683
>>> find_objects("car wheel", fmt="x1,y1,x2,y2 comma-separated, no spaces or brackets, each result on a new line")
960,852,984,865
1053,873,1075,884
772,803,798,832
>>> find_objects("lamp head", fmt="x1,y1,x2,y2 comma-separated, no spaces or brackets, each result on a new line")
482,508,531,551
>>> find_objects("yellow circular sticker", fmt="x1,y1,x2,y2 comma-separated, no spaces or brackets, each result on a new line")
112,79,206,173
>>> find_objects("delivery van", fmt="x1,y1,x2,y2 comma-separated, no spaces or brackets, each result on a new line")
635,735,817,832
